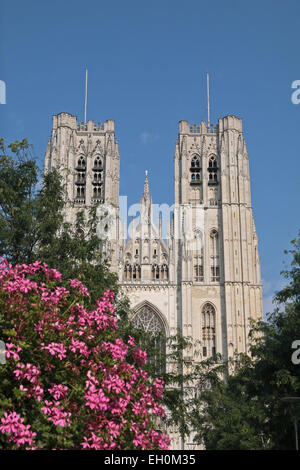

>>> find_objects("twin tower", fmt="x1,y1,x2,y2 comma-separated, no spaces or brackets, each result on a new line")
45,111,263,370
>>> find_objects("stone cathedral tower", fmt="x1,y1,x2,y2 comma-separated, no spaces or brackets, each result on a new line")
44,112,120,272
119,115,262,368
172,116,262,362
45,111,263,448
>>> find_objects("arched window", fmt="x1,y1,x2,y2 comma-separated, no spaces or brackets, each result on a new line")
190,155,201,184
208,155,217,168
76,172,85,184
124,263,132,281
160,264,168,281
132,305,165,335
132,304,166,373
93,156,103,169
93,186,102,198
202,303,216,357
77,156,86,169
191,155,200,168
208,155,218,184
132,264,141,280
76,186,85,199
93,171,102,183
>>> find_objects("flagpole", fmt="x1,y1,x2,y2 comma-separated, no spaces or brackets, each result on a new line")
206,71,210,129
84,69,88,124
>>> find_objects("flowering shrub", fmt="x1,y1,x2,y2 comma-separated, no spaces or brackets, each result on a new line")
0,259,170,450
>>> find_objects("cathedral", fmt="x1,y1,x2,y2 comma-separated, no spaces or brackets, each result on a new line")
44,111,263,448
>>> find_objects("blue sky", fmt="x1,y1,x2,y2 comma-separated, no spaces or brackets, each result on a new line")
1,0,299,316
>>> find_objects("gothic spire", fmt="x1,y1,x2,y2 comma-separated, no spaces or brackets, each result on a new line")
143,170,149,196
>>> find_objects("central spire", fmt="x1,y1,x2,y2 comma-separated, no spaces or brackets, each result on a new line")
143,170,149,196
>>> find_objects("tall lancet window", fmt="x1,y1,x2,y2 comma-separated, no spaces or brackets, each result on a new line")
210,229,220,282
202,303,216,357
190,155,201,184
75,155,86,203
92,155,103,202
132,264,141,280
208,155,218,184
152,264,160,280
160,264,168,281
194,230,204,282
124,263,132,281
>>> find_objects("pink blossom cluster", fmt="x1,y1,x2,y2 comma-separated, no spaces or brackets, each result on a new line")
102,338,129,362
0,412,36,449
48,384,68,401
13,362,44,402
133,347,148,365
69,278,90,297
70,337,90,358
40,285,70,306
0,260,170,450
41,342,67,360
41,400,71,427
130,422,170,450
5,342,22,361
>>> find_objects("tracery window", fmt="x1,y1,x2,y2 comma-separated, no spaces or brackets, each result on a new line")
76,156,86,169
132,305,165,335
208,155,218,184
202,303,216,357
132,304,166,373
93,156,103,169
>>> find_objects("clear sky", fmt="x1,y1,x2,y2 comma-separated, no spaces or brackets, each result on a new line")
1,0,299,316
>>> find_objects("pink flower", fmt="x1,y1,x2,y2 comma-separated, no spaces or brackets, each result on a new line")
5,343,22,361
41,401,71,427
69,278,90,297
48,384,68,401
0,411,36,449
41,342,67,360
133,348,147,365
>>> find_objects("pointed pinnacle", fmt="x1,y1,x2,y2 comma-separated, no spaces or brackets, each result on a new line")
144,170,149,196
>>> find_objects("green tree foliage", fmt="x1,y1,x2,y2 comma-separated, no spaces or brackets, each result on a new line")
192,232,300,449
0,138,123,308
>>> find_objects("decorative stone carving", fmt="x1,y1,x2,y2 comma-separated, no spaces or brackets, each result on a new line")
132,305,165,335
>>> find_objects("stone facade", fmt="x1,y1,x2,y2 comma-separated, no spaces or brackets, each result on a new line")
45,112,263,450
